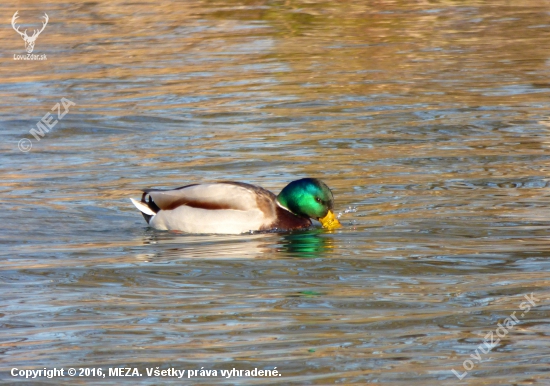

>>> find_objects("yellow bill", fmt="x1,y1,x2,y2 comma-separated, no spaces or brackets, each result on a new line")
318,210,341,230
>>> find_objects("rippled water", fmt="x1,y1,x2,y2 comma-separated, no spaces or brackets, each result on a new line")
2,0,550,384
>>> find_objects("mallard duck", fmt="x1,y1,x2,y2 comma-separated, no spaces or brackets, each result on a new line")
130,178,341,234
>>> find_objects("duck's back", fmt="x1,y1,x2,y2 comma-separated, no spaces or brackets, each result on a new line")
146,182,278,234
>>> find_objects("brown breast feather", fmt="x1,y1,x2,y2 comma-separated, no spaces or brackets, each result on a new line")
260,203,312,231
224,182,311,230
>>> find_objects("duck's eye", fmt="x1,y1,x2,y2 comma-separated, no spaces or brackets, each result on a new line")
315,197,322,204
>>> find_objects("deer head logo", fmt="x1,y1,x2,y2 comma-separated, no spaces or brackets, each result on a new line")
12,11,48,54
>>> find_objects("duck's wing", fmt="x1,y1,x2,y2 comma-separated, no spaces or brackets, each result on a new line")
143,182,276,212
131,182,281,233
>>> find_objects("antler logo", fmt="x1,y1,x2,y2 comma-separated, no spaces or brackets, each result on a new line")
12,11,48,53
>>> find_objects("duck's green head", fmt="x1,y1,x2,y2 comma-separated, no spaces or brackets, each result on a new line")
277,178,341,230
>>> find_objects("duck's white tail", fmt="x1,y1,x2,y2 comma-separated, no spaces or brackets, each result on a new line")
130,198,156,216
